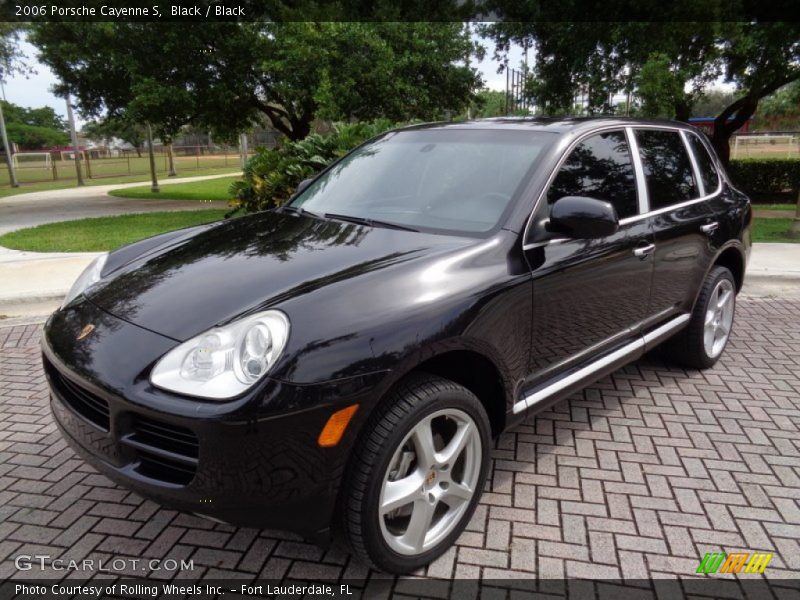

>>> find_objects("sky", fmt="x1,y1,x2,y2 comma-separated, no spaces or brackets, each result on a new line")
2,41,78,122
2,35,525,129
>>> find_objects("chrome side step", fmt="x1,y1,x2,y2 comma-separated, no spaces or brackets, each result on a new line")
643,313,690,349
513,314,690,415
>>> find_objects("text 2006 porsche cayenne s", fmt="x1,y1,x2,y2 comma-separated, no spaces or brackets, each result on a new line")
43,118,750,573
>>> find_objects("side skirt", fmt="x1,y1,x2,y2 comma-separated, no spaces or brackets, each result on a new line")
512,314,690,415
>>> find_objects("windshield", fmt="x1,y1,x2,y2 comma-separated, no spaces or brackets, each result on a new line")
290,129,554,234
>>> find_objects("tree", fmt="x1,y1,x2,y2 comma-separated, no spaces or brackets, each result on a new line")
481,13,800,165
710,22,800,164
30,23,195,144
692,88,738,118
635,53,691,118
1,24,31,186
0,100,68,149
82,116,145,157
30,22,482,142
0,23,28,80
754,82,800,131
470,89,507,118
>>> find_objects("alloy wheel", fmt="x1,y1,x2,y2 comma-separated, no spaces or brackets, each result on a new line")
378,408,482,556
703,278,735,358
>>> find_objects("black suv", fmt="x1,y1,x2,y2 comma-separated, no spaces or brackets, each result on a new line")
43,118,751,573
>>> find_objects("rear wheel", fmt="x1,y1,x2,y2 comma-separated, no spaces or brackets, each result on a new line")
661,266,736,369
341,373,490,573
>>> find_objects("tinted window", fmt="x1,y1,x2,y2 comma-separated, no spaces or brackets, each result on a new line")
292,130,553,234
636,130,699,210
547,131,638,219
686,133,719,194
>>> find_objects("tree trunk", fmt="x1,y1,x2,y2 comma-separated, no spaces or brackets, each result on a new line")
711,128,732,166
711,96,758,169
250,96,313,141
790,187,800,238
146,122,160,193
289,117,311,141
166,142,176,177
674,101,691,123
710,76,799,169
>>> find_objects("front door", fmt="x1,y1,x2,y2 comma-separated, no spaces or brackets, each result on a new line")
523,129,654,386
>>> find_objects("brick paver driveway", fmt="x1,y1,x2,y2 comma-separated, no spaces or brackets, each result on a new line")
1,296,798,590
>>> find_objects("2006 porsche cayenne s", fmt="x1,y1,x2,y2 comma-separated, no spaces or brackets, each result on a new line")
43,118,750,573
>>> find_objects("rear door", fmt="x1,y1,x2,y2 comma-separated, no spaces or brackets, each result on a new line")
633,128,715,321
522,129,654,388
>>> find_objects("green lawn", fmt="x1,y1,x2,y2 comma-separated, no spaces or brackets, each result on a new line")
108,176,240,201
0,210,227,252
0,167,241,199
752,217,800,243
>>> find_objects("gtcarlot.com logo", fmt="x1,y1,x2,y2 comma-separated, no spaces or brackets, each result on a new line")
15,554,194,572
696,552,772,575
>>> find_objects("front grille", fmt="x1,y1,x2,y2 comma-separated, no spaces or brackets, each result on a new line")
122,414,199,485
45,358,110,431
130,415,199,460
45,355,199,487
135,449,196,486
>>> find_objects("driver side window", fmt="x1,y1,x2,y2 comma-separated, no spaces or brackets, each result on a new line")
547,130,638,220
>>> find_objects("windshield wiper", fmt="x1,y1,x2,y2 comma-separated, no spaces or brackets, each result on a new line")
323,213,419,232
279,205,322,219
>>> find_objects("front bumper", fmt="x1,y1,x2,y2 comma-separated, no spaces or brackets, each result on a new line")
42,300,383,542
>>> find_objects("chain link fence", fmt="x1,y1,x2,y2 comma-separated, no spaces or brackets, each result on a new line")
731,132,800,159
1,145,258,186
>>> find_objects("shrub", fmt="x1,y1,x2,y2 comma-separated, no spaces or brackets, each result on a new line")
230,119,398,213
728,158,800,198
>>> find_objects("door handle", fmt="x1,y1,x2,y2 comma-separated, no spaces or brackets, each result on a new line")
633,243,656,258
701,222,719,234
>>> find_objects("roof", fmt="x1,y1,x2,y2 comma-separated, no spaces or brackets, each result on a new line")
401,116,698,135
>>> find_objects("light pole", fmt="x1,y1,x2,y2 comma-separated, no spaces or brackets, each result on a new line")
65,94,84,186
0,93,18,188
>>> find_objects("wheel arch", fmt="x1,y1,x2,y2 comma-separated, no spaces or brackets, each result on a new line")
372,342,512,439
711,243,746,292
412,350,507,437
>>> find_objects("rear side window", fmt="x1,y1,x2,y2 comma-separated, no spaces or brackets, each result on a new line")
635,129,699,210
685,133,720,194
547,130,638,219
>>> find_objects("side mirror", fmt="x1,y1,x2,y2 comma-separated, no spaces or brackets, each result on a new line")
548,196,619,238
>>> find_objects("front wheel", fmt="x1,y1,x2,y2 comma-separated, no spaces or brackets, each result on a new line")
661,266,737,369
340,374,491,573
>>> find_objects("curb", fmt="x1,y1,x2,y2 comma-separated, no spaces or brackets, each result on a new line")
745,272,800,282
0,291,66,305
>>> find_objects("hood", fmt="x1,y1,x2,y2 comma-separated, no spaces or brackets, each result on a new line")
87,211,476,341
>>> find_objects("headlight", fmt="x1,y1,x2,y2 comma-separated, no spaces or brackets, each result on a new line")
150,310,290,399
62,253,108,308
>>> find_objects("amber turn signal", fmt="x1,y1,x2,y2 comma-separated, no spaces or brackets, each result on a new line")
318,404,359,447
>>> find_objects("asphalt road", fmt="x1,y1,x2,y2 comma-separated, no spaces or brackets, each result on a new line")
0,174,235,236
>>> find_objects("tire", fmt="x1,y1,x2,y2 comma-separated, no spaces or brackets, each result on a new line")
340,373,491,573
660,266,737,369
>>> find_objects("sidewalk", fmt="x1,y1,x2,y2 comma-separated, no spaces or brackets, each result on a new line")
1,242,799,318
753,209,797,219
746,242,800,279
0,247,103,304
